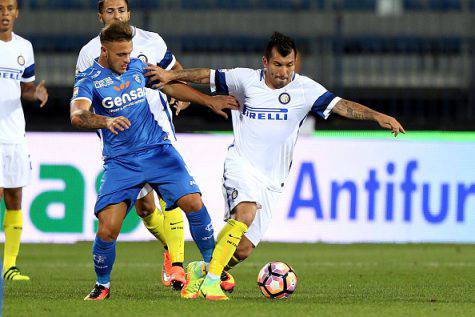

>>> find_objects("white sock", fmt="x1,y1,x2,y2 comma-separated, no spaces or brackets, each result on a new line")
97,282,110,289
206,273,220,281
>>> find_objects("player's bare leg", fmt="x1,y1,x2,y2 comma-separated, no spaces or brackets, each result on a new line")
198,202,255,300
85,202,127,300
2,187,29,281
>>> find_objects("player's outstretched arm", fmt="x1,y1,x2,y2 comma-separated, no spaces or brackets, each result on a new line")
169,60,191,115
70,99,131,135
160,82,239,119
332,99,406,137
144,66,211,88
21,80,49,107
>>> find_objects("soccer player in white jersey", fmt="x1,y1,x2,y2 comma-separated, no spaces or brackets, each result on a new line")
75,0,193,290
146,32,405,300
0,0,48,281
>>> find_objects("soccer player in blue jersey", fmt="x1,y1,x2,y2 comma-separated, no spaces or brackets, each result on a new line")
70,22,238,300
76,0,192,289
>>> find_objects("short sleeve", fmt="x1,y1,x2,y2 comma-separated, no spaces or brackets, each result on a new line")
209,68,252,96
154,35,176,71
302,77,341,119
76,47,94,74
71,73,94,104
21,42,35,83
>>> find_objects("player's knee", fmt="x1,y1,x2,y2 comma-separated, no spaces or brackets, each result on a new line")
97,225,120,241
233,203,257,228
135,201,155,218
176,194,203,213
3,188,22,210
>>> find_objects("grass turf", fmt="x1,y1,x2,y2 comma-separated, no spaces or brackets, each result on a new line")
4,242,475,317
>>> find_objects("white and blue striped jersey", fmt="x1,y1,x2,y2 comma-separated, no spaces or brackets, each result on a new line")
0,33,35,143
76,26,177,142
210,68,340,191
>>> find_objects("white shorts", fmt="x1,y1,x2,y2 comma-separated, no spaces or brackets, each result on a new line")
0,143,32,188
222,157,281,247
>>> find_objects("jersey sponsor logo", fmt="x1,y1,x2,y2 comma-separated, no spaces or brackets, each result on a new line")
113,81,130,91
17,55,25,66
243,105,288,121
0,67,22,80
279,93,291,105
94,77,114,89
101,86,146,109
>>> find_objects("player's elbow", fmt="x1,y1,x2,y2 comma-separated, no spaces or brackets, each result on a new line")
70,112,83,128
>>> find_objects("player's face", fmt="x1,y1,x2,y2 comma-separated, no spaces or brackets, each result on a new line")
0,0,18,33
263,47,296,89
103,40,133,74
98,0,130,26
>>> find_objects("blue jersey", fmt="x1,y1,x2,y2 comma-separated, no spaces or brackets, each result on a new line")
72,58,170,159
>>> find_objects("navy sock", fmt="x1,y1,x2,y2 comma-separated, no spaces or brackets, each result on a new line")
185,205,215,263
92,236,116,285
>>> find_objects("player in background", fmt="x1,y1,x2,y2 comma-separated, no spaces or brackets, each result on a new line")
0,0,48,281
76,0,189,289
146,32,405,300
71,22,239,300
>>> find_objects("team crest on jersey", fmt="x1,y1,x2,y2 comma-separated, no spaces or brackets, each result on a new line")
137,54,148,64
231,189,239,200
134,74,142,84
279,92,291,105
17,55,25,66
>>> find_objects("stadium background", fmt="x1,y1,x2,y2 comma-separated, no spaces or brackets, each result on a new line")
2,0,474,244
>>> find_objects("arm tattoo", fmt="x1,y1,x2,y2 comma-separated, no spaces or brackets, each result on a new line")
333,99,378,121
72,110,108,130
173,69,210,84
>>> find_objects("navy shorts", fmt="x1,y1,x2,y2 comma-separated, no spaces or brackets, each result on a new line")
94,144,200,215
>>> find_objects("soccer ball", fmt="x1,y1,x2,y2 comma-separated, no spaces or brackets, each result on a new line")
257,261,297,299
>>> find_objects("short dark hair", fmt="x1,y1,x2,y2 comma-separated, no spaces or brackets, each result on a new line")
98,0,129,13
100,21,133,44
265,32,297,60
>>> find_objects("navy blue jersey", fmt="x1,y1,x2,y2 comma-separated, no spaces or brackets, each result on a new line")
72,58,170,159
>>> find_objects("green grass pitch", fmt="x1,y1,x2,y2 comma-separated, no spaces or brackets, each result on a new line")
4,242,475,316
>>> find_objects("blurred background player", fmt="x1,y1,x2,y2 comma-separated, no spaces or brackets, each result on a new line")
146,32,405,300
0,0,48,281
76,0,189,289
70,22,239,300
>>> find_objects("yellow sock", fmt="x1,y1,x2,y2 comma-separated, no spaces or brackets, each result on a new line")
141,208,167,247
208,219,248,277
3,209,23,271
158,197,167,213
163,208,185,264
